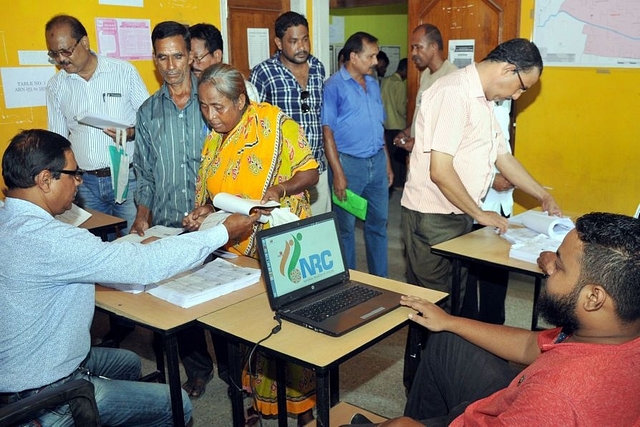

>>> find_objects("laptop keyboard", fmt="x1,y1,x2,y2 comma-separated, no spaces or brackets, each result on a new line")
293,285,382,323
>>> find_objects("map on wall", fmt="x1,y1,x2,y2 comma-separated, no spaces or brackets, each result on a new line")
533,0,640,68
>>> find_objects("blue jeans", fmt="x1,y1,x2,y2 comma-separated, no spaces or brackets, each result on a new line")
76,168,137,238
330,150,388,277
21,347,192,427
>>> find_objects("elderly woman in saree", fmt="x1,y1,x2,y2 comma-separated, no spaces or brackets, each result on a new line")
184,63,318,257
183,63,318,426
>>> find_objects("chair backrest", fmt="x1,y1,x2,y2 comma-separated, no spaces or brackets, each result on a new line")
0,379,101,426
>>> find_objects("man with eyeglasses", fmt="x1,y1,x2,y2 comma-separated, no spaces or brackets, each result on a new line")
0,129,260,427
44,15,149,238
188,23,259,101
401,38,561,315
250,11,330,214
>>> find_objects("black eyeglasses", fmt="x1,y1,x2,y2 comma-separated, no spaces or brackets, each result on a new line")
54,169,85,181
47,39,80,59
194,51,212,64
301,91,310,113
509,63,528,92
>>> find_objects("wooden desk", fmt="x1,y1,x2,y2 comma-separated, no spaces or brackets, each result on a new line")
81,209,127,241
198,270,447,427
95,256,264,427
431,226,545,329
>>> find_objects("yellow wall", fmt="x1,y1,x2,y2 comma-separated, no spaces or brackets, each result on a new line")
0,0,315,194
331,4,409,58
0,1,222,192
515,0,640,216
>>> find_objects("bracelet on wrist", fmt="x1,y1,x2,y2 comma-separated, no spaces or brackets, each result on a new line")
279,183,287,198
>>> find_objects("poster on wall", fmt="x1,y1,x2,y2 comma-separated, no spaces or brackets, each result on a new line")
533,0,640,68
1,67,56,109
247,28,270,70
449,39,475,68
96,18,152,61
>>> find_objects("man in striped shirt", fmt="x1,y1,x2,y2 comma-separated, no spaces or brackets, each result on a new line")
45,15,149,236
401,39,562,311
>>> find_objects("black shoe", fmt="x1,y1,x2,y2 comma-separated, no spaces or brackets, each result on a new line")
350,413,373,424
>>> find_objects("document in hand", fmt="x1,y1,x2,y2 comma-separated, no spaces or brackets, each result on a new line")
76,113,133,130
502,210,575,264
146,258,261,308
212,193,280,224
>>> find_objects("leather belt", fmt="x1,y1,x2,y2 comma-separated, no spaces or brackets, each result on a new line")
85,163,132,178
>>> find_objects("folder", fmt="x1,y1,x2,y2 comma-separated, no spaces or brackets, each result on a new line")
332,189,368,220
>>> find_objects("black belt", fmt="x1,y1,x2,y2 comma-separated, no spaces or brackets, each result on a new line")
85,163,132,178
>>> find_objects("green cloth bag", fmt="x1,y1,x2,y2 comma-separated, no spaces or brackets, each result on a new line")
332,189,368,220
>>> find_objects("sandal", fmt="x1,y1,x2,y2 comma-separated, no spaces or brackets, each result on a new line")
244,406,260,427
182,374,213,398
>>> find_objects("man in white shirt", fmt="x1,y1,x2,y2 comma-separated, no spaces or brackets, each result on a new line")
45,14,149,237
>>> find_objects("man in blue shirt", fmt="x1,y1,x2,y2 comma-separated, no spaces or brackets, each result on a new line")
0,129,258,427
250,11,329,214
322,31,392,277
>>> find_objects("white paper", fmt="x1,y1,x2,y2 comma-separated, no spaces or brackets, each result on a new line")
1,67,56,108
213,193,279,224
99,0,143,6
503,210,575,264
114,225,183,243
509,210,574,241
449,39,475,69
18,51,51,66
55,204,92,226
147,258,261,308
509,235,562,264
199,211,232,231
76,112,133,130
247,28,270,69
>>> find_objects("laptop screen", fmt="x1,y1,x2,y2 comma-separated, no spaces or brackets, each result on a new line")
257,212,349,309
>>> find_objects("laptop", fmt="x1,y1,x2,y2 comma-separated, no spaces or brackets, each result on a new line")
256,212,402,337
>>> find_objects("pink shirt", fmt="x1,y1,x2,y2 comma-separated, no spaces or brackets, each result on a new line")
401,64,507,215
451,328,640,426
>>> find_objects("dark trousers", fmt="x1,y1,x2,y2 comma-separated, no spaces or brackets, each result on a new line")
177,326,228,381
384,129,407,188
404,332,521,422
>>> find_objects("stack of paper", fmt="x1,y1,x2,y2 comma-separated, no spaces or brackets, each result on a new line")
502,211,575,264
146,258,261,308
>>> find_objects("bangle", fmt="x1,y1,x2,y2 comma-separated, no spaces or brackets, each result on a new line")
278,183,287,198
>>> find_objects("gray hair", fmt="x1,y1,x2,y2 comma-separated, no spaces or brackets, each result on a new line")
198,63,248,104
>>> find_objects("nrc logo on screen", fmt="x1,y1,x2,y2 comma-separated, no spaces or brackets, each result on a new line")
298,250,334,279
279,232,335,283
